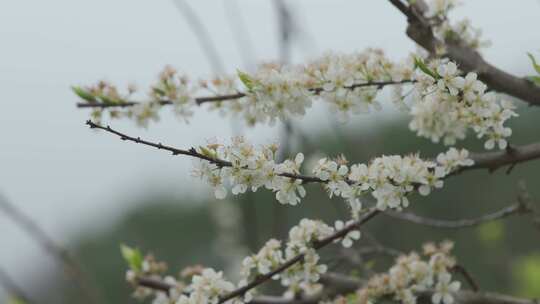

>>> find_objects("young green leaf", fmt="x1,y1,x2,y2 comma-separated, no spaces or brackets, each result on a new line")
72,86,97,103
237,70,254,92
152,87,166,97
98,94,122,105
414,57,440,79
527,52,540,74
120,244,143,272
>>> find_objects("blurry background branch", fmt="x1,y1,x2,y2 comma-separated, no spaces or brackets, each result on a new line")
0,266,33,304
171,0,225,74
0,194,101,304
384,192,534,229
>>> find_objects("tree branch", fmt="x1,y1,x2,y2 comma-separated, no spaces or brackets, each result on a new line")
75,80,413,109
137,268,537,304
452,265,480,292
384,201,532,229
464,143,540,173
85,120,325,183
387,0,540,106
85,120,540,185
134,209,380,303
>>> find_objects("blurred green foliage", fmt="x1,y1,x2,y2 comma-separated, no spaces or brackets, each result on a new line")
476,221,505,245
514,254,540,298
7,297,27,304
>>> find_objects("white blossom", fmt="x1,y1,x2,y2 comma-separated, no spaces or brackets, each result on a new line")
334,220,361,248
432,273,461,304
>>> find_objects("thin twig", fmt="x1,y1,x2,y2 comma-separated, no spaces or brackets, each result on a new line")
384,202,531,229
85,120,540,185
452,265,479,292
85,120,324,184
76,80,414,109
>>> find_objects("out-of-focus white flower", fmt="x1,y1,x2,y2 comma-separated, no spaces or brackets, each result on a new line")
432,273,461,304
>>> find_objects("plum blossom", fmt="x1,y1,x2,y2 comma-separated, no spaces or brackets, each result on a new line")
334,220,361,248
432,273,461,304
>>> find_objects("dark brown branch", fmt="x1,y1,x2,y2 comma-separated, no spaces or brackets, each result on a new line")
76,93,247,108
384,201,531,229
0,194,101,304
136,277,174,293
85,120,325,184
388,0,416,20
387,0,540,106
452,265,480,292
76,80,413,109
464,143,540,173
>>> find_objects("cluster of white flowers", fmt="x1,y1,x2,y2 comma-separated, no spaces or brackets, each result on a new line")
237,64,313,126
191,137,307,206
306,49,414,122
123,250,240,304
410,59,517,149
127,240,463,304
124,253,185,304
425,0,491,52
326,241,461,304
240,219,343,300
192,138,474,212
76,54,516,150
125,217,363,304
75,0,517,150
315,147,475,212
176,268,237,304
76,49,411,127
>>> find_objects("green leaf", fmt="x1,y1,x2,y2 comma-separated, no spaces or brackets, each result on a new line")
98,94,122,105
237,70,254,91
72,86,97,103
526,75,540,86
120,244,143,272
527,52,540,74
198,146,216,158
7,297,27,304
152,87,166,96
346,293,359,303
414,57,440,79
476,221,504,245
513,254,540,297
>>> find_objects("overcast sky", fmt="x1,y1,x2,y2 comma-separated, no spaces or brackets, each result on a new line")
1,0,539,298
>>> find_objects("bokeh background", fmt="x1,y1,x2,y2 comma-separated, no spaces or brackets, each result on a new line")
1,0,540,303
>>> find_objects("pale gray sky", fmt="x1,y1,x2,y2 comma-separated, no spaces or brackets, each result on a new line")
0,0,539,297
